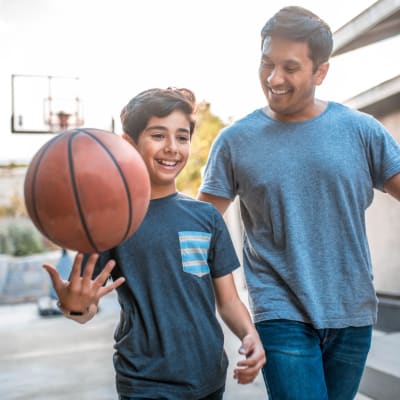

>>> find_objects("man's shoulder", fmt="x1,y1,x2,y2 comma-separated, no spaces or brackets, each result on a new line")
328,101,376,122
218,108,267,139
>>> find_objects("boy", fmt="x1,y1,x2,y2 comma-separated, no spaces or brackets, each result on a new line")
43,87,265,400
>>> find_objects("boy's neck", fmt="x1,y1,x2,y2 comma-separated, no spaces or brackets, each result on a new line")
150,189,177,200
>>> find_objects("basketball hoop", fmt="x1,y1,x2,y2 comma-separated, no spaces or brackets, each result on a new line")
45,96,84,132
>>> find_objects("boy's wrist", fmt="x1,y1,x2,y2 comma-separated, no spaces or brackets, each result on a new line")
57,301,98,323
56,301,87,316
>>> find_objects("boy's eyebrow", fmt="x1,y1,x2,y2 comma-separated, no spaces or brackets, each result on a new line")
145,125,190,134
145,125,168,132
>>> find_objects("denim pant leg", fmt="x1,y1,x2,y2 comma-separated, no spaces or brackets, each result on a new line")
322,325,372,400
256,320,329,400
256,320,372,400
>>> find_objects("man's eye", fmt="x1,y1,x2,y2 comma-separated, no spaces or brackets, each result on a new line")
261,60,273,69
151,133,164,139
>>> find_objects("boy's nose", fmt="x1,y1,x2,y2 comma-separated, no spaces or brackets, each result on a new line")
165,138,178,153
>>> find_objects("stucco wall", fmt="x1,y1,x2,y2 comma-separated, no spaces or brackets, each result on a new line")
366,111,400,295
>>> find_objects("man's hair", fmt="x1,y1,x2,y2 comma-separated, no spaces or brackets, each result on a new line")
120,87,196,143
261,6,333,70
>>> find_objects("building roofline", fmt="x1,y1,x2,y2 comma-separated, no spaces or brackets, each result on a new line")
344,74,400,116
332,0,400,56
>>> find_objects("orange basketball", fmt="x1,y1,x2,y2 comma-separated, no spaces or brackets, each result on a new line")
24,128,151,253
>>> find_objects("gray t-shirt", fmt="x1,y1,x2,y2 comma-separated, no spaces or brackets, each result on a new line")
94,192,240,399
200,102,400,329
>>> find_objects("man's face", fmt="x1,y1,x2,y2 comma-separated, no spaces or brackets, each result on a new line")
259,36,328,122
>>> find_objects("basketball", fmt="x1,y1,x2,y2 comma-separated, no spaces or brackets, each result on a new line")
24,128,151,253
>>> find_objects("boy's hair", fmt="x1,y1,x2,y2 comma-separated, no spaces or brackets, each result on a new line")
261,6,333,71
121,87,196,143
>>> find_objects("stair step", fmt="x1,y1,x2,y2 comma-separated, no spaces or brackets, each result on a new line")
359,332,400,400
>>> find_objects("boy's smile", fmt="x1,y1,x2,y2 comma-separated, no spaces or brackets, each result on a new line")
134,110,191,199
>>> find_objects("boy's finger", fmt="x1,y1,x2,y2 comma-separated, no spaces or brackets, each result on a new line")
70,253,85,281
82,253,99,282
94,259,116,288
42,263,62,291
99,277,125,297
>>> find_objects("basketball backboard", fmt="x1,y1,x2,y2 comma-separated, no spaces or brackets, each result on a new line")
11,74,84,134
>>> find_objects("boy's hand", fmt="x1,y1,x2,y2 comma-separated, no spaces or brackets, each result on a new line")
43,253,125,313
233,332,266,384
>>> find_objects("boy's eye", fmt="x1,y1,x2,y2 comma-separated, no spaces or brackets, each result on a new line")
178,135,190,143
151,133,164,139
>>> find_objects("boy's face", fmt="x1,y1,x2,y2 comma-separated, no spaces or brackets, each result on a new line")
134,110,191,199
259,36,328,122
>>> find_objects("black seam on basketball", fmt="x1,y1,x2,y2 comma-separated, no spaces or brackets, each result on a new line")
28,134,64,241
76,128,133,242
68,130,99,253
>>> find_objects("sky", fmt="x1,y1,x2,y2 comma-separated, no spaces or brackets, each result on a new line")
1,0,397,164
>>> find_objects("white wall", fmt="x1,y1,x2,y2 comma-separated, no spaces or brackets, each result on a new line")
366,111,400,295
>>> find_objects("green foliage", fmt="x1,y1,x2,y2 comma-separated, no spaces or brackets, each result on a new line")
0,219,46,256
177,102,226,197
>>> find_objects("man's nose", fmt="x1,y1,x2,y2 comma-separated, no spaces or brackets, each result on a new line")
267,67,284,86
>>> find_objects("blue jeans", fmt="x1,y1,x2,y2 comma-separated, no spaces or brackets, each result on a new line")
255,319,372,400
119,385,224,400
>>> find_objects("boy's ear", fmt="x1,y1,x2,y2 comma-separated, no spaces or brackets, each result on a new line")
122,133,137,148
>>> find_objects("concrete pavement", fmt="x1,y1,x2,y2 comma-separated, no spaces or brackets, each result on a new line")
0,289,373,400
0,290,267,400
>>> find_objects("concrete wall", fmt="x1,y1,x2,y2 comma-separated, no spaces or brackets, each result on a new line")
0,251,59,304
366,111,400,295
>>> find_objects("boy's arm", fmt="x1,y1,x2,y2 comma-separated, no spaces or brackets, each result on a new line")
43,253,125,324
213,273,266,384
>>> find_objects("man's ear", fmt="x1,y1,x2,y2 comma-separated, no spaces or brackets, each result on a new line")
122,133,137,148
314,62,329,86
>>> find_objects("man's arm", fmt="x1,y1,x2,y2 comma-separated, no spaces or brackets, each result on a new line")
213,273,266,384
384,172,400,201
197,192,232,215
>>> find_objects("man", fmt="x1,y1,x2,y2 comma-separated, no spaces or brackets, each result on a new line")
198,6,400,400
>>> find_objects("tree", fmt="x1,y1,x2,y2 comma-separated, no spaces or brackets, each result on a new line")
177,101,227,197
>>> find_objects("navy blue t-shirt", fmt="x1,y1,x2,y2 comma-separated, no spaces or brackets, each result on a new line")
94,192,240,399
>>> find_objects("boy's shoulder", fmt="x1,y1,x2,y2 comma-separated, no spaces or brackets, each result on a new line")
176,192,220,215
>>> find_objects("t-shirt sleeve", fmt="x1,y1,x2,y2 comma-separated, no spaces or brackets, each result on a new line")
366,117,400,190
200,130,237,200
208,206,240,278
